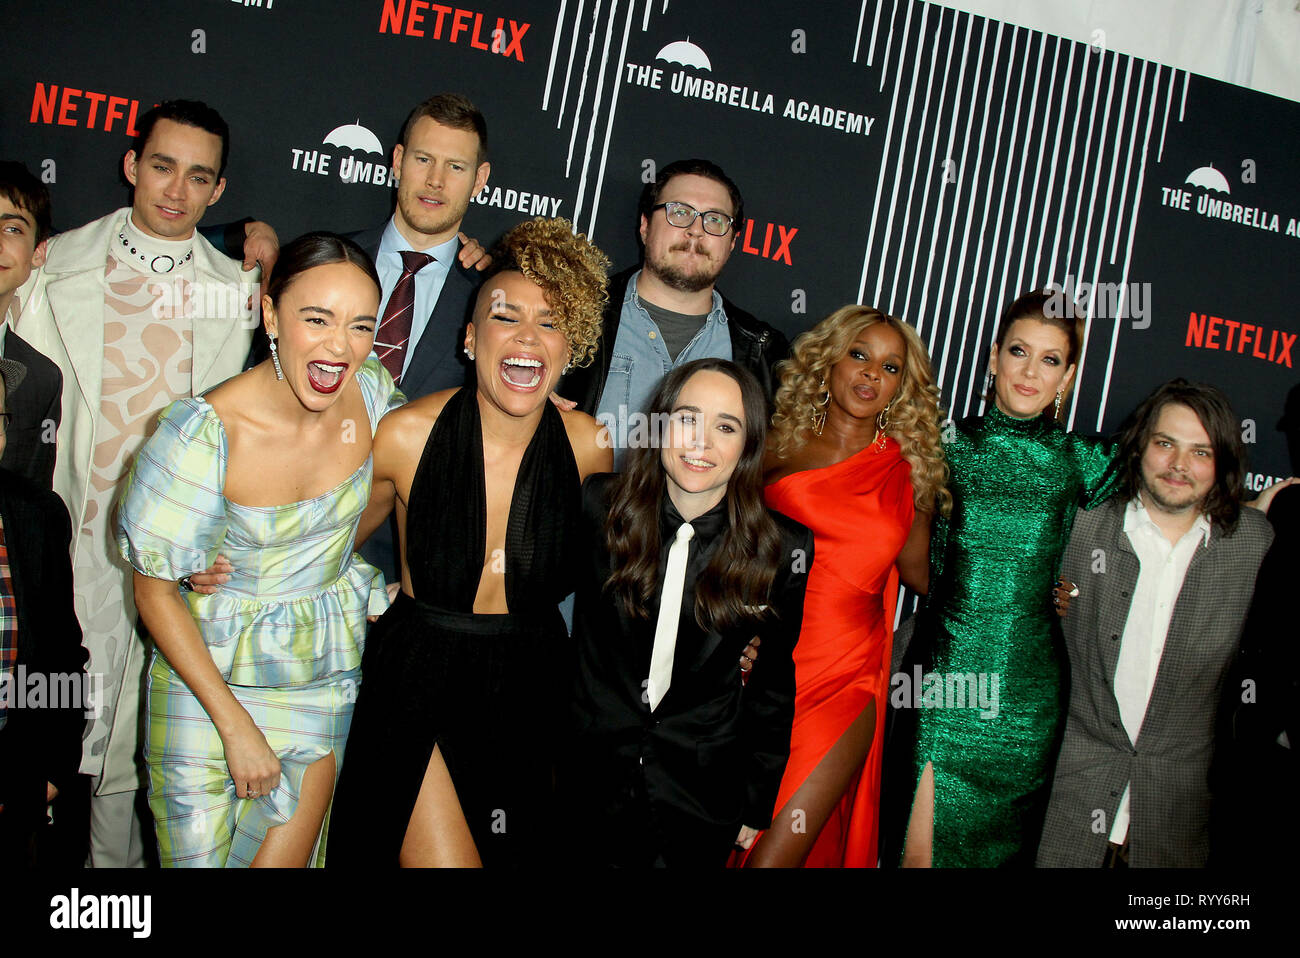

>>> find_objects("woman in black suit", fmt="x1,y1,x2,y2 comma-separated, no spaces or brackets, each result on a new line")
563,358,813,867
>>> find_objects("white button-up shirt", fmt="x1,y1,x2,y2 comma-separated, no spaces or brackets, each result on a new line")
1108,497,1211,844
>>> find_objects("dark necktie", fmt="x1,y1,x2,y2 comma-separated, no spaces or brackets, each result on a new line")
375,250,434,384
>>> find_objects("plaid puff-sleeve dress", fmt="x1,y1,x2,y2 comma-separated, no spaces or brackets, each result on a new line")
115,357,403,867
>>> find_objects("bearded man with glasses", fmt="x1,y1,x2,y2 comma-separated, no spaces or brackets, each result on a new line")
558,158,789,469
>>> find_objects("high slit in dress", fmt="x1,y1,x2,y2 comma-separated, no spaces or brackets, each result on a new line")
115,357,400,867
326,387,579,867
738,438,915,867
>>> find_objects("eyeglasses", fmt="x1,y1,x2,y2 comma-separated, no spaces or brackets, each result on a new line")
653,201,735,236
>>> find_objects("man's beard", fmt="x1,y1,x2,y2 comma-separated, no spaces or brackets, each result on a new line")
646,243,723,294
1139,471,1207,515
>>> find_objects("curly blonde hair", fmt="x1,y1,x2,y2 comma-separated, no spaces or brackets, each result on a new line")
770,305,952,515
483,217,609,368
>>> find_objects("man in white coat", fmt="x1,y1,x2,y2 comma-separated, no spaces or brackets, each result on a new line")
11,99,258,866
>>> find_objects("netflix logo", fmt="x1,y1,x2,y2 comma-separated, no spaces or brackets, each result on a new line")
1185,311,1294,368
29,83,147,135
739,219,797,266
378,1,530,61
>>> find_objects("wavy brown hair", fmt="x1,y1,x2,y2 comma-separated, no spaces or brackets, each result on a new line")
769,305,951,515
1114,379,1246,533
481,217,609,368
605,359,784,631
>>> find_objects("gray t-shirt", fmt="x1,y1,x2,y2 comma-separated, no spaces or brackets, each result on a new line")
639,297,709,362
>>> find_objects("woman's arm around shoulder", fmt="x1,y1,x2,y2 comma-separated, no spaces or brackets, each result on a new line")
1067,431,1122,509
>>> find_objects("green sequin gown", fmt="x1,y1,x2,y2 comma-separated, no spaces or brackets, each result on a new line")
896,404,1117,866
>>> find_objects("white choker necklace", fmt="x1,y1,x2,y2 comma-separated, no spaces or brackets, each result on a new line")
118,230,194,274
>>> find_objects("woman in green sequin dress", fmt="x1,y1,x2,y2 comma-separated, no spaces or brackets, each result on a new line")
888,290,1118,867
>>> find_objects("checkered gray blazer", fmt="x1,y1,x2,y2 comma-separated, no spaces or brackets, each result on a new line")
1036,499,1273,867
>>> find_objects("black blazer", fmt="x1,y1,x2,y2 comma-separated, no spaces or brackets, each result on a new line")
0,331,62,490
350,221,483,582
564,474,812,864
0,468,88,863
556,266,791,416
1210,485,1299,865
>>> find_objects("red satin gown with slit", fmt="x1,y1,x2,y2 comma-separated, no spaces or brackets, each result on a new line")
743,437,914,867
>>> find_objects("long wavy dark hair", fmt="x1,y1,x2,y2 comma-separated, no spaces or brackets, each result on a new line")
605,358,784,631
1114,378,1246,533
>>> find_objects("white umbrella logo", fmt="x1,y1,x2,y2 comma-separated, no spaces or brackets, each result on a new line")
656,38,712,71
1184,164,1231,195
323,120,384,156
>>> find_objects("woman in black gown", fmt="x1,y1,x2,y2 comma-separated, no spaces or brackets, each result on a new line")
326,218,611,867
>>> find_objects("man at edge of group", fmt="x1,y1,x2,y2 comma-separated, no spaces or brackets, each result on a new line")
0,162,62,490
1037,380,1274,868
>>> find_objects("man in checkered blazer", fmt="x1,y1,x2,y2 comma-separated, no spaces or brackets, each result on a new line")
1037,380,1274,868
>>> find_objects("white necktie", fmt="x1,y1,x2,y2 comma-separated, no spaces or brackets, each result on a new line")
647,521,695,712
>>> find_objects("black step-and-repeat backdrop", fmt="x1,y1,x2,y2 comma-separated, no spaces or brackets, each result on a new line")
3,0,1296,485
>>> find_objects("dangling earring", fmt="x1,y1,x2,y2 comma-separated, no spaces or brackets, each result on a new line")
985,370,995,393
464,346,475,361
811,378,830,436
1054,390,1063,419
875,399,894,451
269,335,284,381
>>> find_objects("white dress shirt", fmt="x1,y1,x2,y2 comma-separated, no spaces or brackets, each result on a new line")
1108,496,1211,844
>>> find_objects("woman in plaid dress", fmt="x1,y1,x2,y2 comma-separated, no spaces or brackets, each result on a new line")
116,233,401,866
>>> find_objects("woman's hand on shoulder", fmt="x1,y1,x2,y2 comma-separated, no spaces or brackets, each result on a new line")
562,407,613,479
1245,476,1298,515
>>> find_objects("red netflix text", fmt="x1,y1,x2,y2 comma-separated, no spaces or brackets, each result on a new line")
29,83,146,135
379,1,530,61
1185,312,1294,368
740,219,798,266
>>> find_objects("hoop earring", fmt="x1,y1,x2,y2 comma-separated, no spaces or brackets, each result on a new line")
811,378,830,436
1054,390,1063,419
269,335,284,381
875,399,894,451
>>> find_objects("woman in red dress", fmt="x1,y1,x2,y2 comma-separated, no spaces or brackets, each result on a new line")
742,306,949,867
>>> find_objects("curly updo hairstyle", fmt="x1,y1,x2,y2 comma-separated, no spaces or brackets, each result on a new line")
479,217,610,369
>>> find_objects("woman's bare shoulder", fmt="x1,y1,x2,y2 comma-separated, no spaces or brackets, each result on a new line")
560,406,613,478
378,388,458,440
